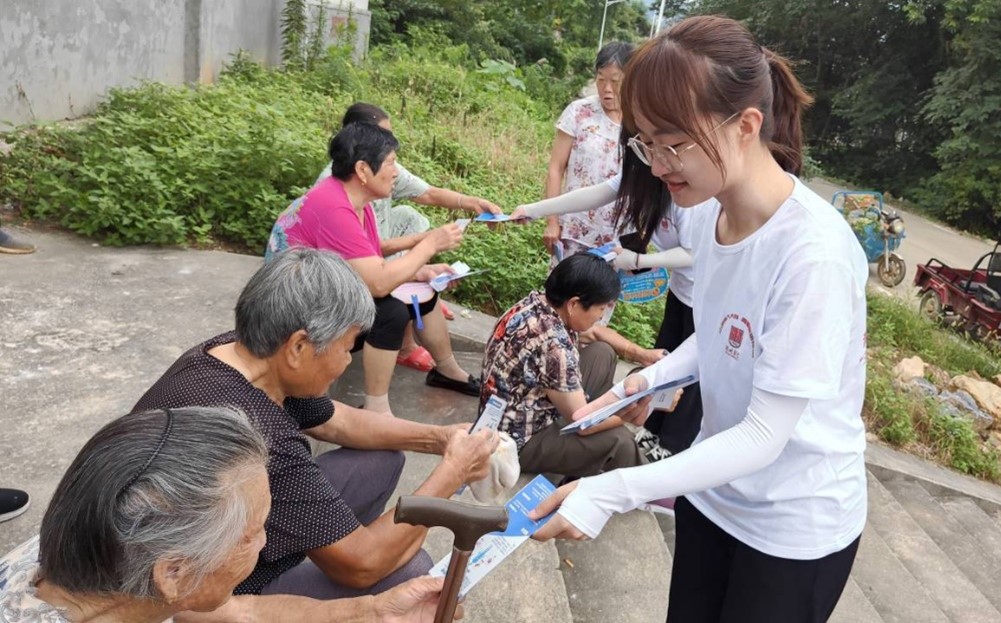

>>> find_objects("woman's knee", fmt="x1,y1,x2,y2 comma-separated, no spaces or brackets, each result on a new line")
367,297,410,350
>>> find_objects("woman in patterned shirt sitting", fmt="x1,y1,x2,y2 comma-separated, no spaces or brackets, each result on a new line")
479,253,679,480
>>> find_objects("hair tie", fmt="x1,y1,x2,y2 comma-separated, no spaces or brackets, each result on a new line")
119,408,174,495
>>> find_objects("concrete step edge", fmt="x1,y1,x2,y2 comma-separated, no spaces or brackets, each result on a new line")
866,442,1001,513
866,475,1001,622
879,477,1001,613
829,576,883,623
850,523,949,623
556,510,671,623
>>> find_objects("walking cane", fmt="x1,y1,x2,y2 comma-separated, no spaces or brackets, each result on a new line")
394,496,509,623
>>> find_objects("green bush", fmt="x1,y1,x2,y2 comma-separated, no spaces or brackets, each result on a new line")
1,76,337,247
867,292,1001,379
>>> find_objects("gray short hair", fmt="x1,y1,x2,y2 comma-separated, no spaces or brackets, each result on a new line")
238,247,375,357
595,41,634,72
39,407,268,598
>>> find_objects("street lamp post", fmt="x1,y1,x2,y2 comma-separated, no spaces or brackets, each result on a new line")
598,0,626,51
650,0,668,37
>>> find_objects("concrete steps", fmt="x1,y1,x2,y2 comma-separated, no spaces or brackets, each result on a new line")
556,511,671,623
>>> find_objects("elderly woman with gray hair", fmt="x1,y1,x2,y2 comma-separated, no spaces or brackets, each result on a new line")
130,247,497,609
0,407,461,622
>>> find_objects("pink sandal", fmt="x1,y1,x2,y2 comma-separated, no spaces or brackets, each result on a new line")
397,346,434,372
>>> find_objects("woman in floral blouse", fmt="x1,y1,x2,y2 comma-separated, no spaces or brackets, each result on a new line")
543,41,635,264
479,254,665,479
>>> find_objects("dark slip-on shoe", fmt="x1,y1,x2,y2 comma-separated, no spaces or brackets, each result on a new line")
425,368,482,397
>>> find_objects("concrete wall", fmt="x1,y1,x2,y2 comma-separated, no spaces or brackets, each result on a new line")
0,0,188,128
0,0,370,129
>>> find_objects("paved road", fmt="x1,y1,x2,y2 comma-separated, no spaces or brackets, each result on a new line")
805,177,997,301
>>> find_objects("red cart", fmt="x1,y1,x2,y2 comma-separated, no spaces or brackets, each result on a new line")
913,242,1001,341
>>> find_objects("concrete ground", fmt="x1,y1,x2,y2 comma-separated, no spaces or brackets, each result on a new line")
1,228,263,550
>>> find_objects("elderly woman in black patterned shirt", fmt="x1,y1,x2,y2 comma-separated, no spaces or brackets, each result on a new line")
131,247,497,604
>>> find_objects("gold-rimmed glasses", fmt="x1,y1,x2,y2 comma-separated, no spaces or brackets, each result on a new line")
627,112,740,172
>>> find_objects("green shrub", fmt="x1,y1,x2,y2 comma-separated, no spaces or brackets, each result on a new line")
867,291,1001,378
1,77,337,247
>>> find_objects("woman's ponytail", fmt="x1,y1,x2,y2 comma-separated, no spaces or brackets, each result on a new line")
763,47,814,176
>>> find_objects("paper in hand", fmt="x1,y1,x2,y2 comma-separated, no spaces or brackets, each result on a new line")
429,261,488,292
473,212,515,223
560,375,697,435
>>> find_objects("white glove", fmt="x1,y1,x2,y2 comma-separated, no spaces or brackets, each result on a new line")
468,432,521,505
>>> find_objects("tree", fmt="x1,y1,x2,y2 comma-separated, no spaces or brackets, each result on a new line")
915,0,1001,233
692,0,948,197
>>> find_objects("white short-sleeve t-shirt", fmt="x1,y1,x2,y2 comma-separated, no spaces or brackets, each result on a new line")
685,176,869,560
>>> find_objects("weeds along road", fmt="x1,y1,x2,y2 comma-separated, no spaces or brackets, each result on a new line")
805,177,997,304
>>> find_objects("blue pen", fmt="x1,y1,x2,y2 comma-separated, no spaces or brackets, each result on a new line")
410,294,424,330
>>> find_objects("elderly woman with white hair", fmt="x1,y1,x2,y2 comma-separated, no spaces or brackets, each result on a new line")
131,247,497,606
0,407,460,622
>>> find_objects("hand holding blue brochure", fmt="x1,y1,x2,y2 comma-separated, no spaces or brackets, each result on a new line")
560,375,697,435
429,475,556,598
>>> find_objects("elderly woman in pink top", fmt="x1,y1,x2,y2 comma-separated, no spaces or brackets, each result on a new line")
266,122,480,415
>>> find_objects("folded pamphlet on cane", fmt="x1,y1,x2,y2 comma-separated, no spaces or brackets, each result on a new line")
430,474,556,599
560,375,697,435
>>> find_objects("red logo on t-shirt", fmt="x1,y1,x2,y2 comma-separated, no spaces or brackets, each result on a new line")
728,326,744,349
718,313,756,361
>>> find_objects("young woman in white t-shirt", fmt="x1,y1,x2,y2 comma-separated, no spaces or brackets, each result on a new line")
530,15,869,622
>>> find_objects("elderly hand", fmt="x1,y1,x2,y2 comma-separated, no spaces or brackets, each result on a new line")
434,422,475,454
543,220,561,255
443,428,499,484
426,224,463,253
630,347,668,368
528,481,589,541
373,576,464,622
466,196,502,216
414,263,454,283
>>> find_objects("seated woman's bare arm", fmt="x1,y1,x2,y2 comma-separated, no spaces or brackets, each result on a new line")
381,231,430,256
348,225,461,297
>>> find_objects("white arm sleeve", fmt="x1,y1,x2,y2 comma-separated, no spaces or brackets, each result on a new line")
521,183,618,219
636,247,694,269
557,388,809,538
610,334,699,399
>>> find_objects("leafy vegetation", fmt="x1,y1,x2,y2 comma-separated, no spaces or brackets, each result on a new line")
865,292,1000,481
369,0,655,75
688,0,1001,236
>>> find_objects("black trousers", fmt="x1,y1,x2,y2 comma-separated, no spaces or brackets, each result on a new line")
644,289,703,454
667,497,860,623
